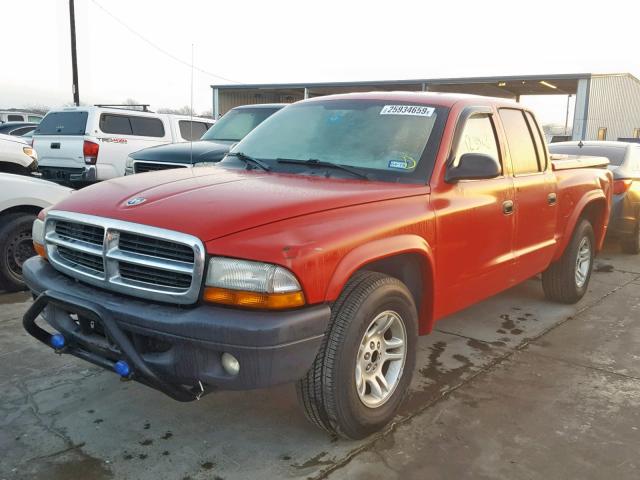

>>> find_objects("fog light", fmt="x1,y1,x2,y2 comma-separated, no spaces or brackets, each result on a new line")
50,334,66,349
221,352,240,376
114,360,131,378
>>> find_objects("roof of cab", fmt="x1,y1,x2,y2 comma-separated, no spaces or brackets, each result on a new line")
300,91,520,109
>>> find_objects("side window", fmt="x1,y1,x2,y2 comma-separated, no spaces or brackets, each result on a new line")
524,111,547,171
453,114,500,168
498,109,540,175
8,114,24,121
130,116,165,137
100,114,132,135
28,115,43,123
179,121,209,141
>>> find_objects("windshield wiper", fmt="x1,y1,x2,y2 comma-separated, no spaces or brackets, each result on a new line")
276,158,369,180
226,152,271,171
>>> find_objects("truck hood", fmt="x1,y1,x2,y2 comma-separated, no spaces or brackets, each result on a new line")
130,140,233,165
51,166,428,242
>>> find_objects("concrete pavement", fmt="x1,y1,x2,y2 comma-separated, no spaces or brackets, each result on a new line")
1,244,639,479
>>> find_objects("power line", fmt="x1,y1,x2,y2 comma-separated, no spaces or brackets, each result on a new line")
89,0,242,84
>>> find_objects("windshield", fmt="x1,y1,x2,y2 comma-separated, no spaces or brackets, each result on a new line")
35,111,88,136
227,99,447,183
201,107,279,142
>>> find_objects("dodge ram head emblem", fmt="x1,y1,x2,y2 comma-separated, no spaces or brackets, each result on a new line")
126,196,147,206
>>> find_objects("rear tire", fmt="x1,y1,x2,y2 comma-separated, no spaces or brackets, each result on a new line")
620,219,640,254
296,271,418,439
0,213,37,292
542,219,594,304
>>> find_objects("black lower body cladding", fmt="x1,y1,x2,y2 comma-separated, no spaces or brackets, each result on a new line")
21,257,331,400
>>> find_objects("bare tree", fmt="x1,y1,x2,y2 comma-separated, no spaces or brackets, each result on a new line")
157,105,194,115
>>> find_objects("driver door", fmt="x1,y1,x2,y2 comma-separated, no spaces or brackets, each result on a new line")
433,107,516,318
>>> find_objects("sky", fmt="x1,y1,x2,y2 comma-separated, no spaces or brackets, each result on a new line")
2,0,639,124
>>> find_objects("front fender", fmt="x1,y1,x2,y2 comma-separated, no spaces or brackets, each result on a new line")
324,234,436,335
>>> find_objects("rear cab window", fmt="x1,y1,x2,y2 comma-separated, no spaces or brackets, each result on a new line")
99,113,165,137
36,111,88,135
498,108,543,175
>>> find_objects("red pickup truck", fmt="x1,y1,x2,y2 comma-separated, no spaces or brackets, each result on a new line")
23,92,612,439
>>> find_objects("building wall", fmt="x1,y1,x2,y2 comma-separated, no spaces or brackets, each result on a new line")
218,92,303,116
585,74,640,140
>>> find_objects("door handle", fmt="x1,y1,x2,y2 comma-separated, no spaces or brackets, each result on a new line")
547,192,557,205
502,200,514,215
50,142,60,149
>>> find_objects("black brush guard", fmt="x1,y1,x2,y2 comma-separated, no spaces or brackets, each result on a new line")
23,290,201,402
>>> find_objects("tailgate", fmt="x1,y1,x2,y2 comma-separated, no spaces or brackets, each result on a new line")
33,111,88,168
34,134,85,168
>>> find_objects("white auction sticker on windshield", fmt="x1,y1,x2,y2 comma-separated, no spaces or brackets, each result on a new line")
380,105,435,117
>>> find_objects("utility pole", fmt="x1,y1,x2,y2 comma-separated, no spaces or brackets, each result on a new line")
69,0,80,106
564,94,572,136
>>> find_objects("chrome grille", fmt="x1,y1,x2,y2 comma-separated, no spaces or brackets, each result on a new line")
56,221,104,246
57,245,105,274
119,262,192,289
119,232,194,263
44,211,205,304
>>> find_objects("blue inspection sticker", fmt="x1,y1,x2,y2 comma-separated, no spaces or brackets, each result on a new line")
388,158,416,170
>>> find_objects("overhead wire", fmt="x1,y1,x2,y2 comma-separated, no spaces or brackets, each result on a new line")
90,0,242,84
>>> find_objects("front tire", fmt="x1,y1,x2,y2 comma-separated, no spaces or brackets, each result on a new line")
0,213,37,292
542,219,595,304
296,271,418,439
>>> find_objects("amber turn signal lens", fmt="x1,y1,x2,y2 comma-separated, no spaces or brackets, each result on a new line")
203,287,305,309
34,242,47,259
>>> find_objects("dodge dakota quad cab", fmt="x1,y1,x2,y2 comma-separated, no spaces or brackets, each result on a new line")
22,92,612,439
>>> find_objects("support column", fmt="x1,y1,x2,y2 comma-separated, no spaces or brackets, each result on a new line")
213,88,220,119
303,88,309,99
572,78,590,140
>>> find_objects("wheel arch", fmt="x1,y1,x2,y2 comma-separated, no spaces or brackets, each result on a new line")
324,235,435,335
0,204,43,219
554,193,609,261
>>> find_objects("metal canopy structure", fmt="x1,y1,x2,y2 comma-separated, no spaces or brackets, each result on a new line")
211,73,640,141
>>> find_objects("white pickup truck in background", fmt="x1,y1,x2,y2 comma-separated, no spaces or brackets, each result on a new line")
33,105,214,185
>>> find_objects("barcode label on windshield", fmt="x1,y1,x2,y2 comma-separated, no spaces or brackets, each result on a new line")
380,105,435,117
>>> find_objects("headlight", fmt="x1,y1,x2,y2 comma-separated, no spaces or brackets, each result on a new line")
204,257,304,309
32,217,46,258
23,146,37,162
125,156,134,175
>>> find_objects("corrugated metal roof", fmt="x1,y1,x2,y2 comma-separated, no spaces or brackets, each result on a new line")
211,73,594,90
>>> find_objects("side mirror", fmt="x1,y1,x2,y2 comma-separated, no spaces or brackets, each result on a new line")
445,153,501,183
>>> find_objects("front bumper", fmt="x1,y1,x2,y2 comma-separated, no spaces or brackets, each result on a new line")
22,257,331,401
39,165,97,184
